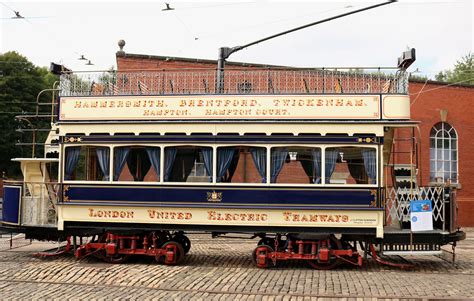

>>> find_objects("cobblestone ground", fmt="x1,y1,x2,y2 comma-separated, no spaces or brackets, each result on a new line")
0,230,473,300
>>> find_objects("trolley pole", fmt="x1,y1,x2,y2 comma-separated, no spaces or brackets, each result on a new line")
216,0,397,93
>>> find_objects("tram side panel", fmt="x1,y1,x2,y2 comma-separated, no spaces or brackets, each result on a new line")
58,184,385,238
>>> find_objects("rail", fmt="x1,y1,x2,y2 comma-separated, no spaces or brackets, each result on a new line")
60,68,408,97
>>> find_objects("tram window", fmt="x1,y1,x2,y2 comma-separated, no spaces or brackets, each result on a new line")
217,146,266,184
325,147,376,185
270,147,322,184
164,146,212,183
64,146,110,181
113,146,160,182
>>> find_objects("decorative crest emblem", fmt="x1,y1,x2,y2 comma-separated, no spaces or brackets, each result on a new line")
207,191,222,202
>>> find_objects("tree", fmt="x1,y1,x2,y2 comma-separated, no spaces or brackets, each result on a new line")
435,53,474,85
408,74,428,81
0,51,59,178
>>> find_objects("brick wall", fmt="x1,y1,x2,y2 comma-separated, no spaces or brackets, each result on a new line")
409,82,474,226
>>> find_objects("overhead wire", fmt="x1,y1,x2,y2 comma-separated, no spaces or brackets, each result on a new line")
195,3,357,40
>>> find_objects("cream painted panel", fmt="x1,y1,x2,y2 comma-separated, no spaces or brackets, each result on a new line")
382,95,410,119
60,95,380,121
59,205,384,238
57,123,385,136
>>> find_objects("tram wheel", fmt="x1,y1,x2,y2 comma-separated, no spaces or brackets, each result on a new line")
173,235,191,254
159,241,185,265
307,258,341,270
95,251,130,264
252,245,274,268
103,254,130,264
307,236,342,270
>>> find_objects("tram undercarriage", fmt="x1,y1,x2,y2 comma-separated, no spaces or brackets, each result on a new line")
19,221,464,270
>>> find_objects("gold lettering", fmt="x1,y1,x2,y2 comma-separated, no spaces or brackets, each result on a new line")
292,214,300,222
207,210,216,220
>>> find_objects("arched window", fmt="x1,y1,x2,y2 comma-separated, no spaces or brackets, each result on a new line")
430,122,458,184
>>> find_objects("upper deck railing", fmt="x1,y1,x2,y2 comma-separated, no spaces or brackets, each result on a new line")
59,68,408,97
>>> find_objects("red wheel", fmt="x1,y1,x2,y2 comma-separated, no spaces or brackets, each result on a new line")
94,250,130,264
159,241,185,265
307,236,342,270
101,254,130,264
252,245,274,268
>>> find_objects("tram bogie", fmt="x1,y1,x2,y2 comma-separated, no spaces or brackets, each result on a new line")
73,231,189,264
253,234,362,269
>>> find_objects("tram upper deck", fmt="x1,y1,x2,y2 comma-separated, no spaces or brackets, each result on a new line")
55,68,413,139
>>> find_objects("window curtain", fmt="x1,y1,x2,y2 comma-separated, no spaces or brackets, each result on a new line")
217,148,236,182
127,148,151,181
347,159,367,184
173,150,197,182
113,147,130,181
362,148,377,184
250,147,267,183
96,147,110,181
222,151,240,182
299,149,322,184
164,147,177,181
311,149,322,184
325,149,339,184
64,147,81,180
146,147,161,179
201,148,213,182
270,148,288,183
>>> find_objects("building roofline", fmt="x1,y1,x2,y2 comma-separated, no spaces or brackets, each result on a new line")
116,52,397,70
116,52,291,69
116,52,474,89
408,78,474,89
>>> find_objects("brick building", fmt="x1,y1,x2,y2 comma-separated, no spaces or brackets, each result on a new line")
116,50,474,227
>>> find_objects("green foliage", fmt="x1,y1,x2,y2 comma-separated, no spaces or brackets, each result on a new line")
0,51,59,178
408,74,428,81
435,53,474,85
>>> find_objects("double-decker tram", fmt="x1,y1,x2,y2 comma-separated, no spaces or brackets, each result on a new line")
1,58,465,269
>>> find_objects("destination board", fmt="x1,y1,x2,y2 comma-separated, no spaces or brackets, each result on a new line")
59,95,382,121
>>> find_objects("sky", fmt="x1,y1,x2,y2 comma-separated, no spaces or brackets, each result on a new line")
0,0,473,78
